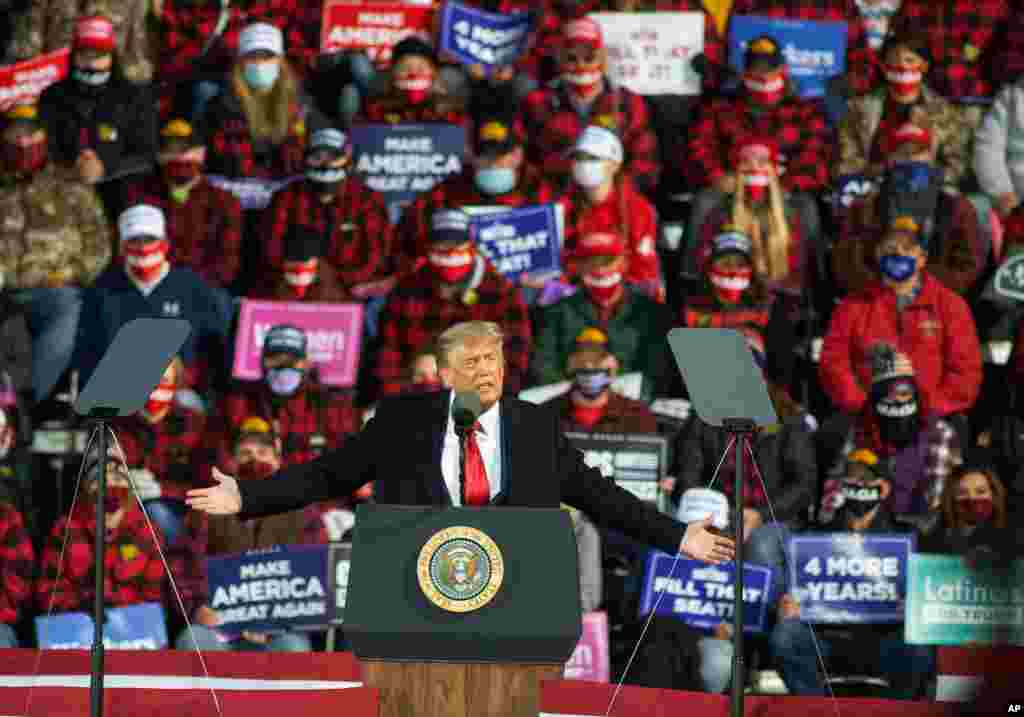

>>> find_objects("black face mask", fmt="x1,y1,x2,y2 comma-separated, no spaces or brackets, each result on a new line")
842,482,882,517
873,379,919,447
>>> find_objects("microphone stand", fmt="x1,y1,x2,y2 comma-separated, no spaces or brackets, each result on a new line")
89,416,116,717
454,426,467,505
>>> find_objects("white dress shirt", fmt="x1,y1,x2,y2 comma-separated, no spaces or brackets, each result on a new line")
441,393,502,506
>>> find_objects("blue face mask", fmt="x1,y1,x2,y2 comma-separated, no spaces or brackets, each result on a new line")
878,254,918,282
266,366,304,396
243,61,280,91
474,167,516,196
573,369,613,399
887,161,934,192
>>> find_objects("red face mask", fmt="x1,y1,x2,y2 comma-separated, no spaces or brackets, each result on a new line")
956,497,995,525
562,64,603,98
743,171,770,203
884,64,923,99
3,136,48,176
570,401,606,428
582,269,622,306
284,258,318,299
122,239,170,284
743,72,785,106
162,159,202,186
144,379,176,418
429,248,475,284
709,266,752,304
395,73,433,104
237,459,277,481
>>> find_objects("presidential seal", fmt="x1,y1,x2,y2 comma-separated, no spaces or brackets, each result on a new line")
417,526,504,613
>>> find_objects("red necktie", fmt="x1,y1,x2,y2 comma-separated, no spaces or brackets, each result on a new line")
462,421,489,506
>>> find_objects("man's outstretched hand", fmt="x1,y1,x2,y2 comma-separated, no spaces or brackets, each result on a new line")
680,517,735,564
186,467,242,516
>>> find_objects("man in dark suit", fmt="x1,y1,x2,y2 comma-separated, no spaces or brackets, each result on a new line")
187,321,735,563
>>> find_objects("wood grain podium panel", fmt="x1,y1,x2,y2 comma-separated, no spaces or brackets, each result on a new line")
363,660,563,717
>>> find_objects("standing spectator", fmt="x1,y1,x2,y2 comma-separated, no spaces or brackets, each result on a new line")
852,0,902,56
263,128,392,299
531,233,671,395
837,33,969,191
36,447,165,613
393,115,559,277
0,103,111,403
215,324,360,471
38,14,157,220
820,215,983,421
376,210,533,396
561,125,664,302
408,344,442,391
11,0,153,82
974,76,1024,224
171,418,326,653
125,118,244,290
0,500,33,647
522,18,660,194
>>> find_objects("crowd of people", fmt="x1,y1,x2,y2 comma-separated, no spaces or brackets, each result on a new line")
0,0,1020,701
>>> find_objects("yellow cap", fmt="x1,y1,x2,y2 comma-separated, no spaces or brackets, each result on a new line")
479,121,508,142
890,216,919,234
751,38,777,54
849,448,879,467
239,416,272,435
161,119,192,139
5,104,38,122
575,327,609,345
594,114,617,130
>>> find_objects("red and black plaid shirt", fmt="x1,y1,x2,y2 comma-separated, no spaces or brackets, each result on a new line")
688,94,831,193
730,0,877,94
204,92,310,180
393,166,559,277
264,176,392,289
889,0,1011,101
0,503,34,625
522,82,660,194
375,261,533,396
125,175,243,288
37,506,165,613
214,383,360,471
113,407,209,501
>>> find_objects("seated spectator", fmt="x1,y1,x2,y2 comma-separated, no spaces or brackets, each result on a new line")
263,128,392,300
11,0,152,83
172,418,325,653
36,446,165,613
835,152,982,297
112,357,205,546
38,14,156,219
688,35,830,238
201,22,320,181
358,36,468,127
918,463,1014,559
531,233,670,395
393,115,558,277
0,103,111,403
769,450,935,699
216,324,359,471
837,33,968,191
376,210,532,396
820,216,983,421
974,76,1024,224
852,0,901,57
543,332,659,433
0,498,33,648
75,204,232,391
125,118,243,290
522,18,659,194
561,125,664,302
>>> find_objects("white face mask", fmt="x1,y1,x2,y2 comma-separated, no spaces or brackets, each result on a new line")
564,70,602,87
573,160,606,189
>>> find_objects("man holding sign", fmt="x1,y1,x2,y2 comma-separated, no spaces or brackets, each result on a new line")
770,450,934,698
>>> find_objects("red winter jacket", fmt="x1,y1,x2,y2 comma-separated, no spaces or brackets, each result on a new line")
819,273,982,418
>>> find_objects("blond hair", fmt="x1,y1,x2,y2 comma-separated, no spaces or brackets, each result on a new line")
436,322,504,368
230,58,300,145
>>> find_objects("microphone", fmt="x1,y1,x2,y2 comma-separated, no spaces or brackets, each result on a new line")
451,391,483,435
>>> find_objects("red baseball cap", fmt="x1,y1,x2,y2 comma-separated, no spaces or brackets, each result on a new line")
75,15,116,53
564,18,603,49
574,232,625,259
883,122,932,153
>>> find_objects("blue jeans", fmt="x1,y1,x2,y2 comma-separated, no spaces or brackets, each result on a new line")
144,499,186,546
745,522,792,607
176,625,312,652
698,637,733,693
0,622,19,648
10,287,82,402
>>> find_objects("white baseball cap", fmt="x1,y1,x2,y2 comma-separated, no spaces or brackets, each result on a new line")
677,488,729,531
118,204,166,241
238,22,284,58
571,125,623,163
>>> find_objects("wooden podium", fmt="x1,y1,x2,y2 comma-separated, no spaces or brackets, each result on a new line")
344,505,583,717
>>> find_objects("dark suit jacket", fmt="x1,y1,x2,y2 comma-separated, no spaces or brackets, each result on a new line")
239,390,686,555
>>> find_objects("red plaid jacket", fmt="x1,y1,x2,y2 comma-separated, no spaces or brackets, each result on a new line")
688,94,831,193
890,0,1011,101
215,383,360,471
375,260,532,396
0,503,34,625
730,0,876,95
264,176,392,290
522,81,660,194
124,175,243,288
393,166,559,276
157,0,319,88
113,407,209,501
37,506,165,613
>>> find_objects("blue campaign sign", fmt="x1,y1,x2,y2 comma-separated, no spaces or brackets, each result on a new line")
470,204,561,279
788,533,915,624
728,16,847,98
350,123,467,223
439,1,533,69
36,602,168,650
638,551,772,633
206,544,330,637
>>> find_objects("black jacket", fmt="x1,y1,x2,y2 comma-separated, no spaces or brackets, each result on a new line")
39,70,156,183
239,389,688,555
670,414,817,524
